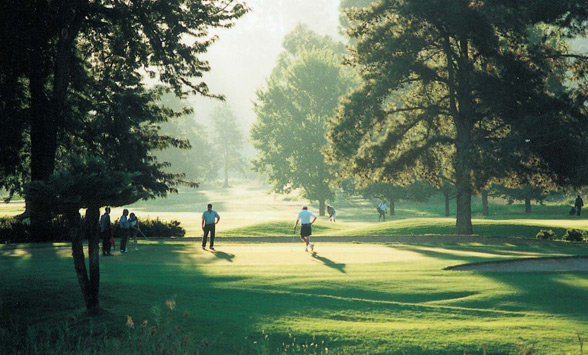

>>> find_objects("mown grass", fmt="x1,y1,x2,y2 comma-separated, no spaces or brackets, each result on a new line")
2,241,588,354
3,180,588,354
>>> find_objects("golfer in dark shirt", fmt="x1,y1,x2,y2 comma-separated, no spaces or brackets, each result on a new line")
576,195,584,216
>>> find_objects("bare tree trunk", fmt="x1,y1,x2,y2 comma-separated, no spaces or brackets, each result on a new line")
222,161,229,188
85,207,101,312
525,199,531,214
318,199,325,216
389,200,395,216
28,62,57,240
70,206,101,314
69,211,93,310
444,191,450,217
482,190,489,216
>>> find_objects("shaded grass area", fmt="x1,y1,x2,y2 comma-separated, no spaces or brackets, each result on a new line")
2,241,588,354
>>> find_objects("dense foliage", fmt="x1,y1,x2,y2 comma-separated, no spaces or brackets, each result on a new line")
328,0,588,234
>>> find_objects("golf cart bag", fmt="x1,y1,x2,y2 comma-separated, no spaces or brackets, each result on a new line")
570,207,577,216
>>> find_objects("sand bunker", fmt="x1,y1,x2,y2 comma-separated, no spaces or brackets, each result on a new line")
446,256,588,272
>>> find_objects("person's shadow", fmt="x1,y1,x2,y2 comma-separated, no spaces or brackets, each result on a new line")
311,252,346,273
209,250,235,263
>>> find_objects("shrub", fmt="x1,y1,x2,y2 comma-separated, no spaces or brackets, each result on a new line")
563,228,585,242
1,215,185,243
112,217,185,238
0,218,30,243
536,229,556,240
0,215,80,243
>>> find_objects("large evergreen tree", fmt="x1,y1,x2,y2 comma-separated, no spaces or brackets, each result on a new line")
251,24,356,215
328,0,588,234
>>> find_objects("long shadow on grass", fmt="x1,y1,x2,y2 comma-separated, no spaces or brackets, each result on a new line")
209,250,235,262
310,251,346,273
391,244,588,318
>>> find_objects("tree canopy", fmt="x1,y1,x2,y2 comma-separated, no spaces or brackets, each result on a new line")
0,0,248,226
328,0,588,234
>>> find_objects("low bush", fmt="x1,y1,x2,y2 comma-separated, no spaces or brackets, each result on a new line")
0,218,30,243
0,215,185,244
563,229,585,242
536,229,556,240
112,217,185,238
0,216,73,243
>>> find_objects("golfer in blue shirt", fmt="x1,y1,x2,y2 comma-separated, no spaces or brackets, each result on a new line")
202,203,220,250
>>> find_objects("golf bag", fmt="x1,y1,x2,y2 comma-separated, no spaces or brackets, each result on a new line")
570,207,576,216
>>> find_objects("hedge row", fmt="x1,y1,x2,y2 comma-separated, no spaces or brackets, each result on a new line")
0,216,185,244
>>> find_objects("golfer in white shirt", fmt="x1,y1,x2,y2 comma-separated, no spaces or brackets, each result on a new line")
293,206,317,252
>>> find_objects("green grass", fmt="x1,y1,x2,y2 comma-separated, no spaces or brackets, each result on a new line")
2,241,588,354
3,180,588,354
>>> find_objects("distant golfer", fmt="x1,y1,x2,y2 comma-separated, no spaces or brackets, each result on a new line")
293,206,317,252
377,201,387,221
202,203,220,250
327,204,336,222
576,195,584,216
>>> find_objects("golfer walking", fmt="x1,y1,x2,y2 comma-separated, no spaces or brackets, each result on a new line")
202,203,220,250
293,206,317,252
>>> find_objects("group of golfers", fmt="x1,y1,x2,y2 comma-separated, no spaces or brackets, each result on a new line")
100,207,142,256
101,202,336,255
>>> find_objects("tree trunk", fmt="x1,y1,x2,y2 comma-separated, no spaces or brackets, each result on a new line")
452,37,474,235
27,3,87,240
444,191,450,217
389,199,395,216
85,207,101,313
525,199,531,214
69,210,97,312
456,184,473,234
482,190,489,216
222,161,229,188
318,199,325,216
28,61,57,240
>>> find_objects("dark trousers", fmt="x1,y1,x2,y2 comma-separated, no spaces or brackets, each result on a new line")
120,229,130,251
578,207,582,216
102,231,111,255
202,224,215,248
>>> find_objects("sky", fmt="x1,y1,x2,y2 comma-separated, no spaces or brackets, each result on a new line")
188,0,344,134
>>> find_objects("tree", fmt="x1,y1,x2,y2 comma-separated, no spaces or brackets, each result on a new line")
0,0,248,232
25,157,143,313
251,24,356,215
211,103,247,188
156,94,219,183
1,0,248,312
327,0,588,234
